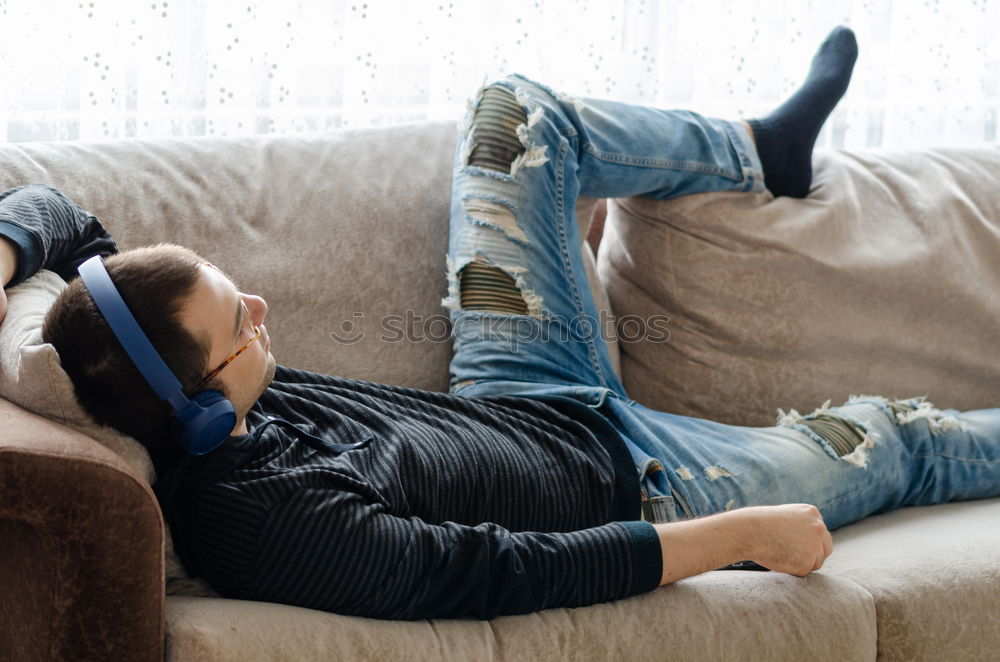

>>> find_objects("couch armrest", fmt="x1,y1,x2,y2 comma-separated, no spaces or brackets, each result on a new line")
0,398,164,662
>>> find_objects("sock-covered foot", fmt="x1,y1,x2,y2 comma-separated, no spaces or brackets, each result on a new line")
747,26,858,198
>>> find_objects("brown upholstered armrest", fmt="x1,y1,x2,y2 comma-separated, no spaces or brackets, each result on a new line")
0,398,164,662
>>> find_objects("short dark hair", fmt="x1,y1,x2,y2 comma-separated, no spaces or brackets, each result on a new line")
43,243,224,452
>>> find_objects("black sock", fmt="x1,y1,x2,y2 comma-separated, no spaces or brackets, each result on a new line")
747,26,858,198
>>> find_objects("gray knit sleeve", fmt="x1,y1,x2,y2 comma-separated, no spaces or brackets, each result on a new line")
0,184,118,286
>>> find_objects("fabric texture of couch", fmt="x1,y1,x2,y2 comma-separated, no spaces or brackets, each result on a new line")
0,120,998,662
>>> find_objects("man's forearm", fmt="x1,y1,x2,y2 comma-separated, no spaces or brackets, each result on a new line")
655,510,748,585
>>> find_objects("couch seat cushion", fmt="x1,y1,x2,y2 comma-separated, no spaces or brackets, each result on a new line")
165,569,875,662
824,498,1000,662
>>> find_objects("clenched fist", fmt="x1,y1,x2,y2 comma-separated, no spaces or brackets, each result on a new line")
742,504,833,576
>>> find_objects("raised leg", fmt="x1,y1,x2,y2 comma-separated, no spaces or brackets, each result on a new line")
444,27,860,400
444,75,764,401
443,75,763,402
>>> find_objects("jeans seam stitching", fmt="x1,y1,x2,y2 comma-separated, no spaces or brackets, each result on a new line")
722,121,762,192
556,137,610,389
580,142,743,181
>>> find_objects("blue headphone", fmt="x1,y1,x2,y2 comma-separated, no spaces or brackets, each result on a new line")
77,255,236,455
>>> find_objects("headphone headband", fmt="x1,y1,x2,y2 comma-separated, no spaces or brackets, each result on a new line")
77,254,235,455
78,255,191,411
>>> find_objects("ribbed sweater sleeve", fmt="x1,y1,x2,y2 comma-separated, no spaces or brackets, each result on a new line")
193,483,662,621
0,184,117,285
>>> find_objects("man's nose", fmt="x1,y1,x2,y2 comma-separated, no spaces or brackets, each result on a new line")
243,294,268,326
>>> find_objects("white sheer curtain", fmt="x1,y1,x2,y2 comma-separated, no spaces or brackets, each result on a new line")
2,0,998,147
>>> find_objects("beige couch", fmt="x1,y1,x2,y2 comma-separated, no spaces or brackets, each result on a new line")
1,121,998,662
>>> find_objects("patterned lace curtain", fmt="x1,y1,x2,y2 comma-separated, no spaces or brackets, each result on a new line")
1,0,998,147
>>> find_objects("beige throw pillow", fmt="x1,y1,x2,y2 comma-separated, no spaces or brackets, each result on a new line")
599,146,1000,426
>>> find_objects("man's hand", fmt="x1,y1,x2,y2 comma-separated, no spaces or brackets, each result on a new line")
739,504,833,575
0,235,19,325
655,503,833,585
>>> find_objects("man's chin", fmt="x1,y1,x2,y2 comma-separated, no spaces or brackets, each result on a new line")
248,356,277,404
262,354,277,388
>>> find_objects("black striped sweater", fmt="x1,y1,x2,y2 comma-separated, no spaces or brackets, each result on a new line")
155,367,661,619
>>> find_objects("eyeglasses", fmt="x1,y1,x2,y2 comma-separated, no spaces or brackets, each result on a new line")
192,298,262,392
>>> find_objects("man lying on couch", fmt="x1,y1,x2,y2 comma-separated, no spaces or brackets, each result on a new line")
1,26,999,621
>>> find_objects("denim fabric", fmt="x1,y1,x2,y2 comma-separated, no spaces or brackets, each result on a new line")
446,74,1000,531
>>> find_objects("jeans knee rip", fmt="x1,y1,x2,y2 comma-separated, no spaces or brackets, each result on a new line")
776,391,967,468
777,398,879,468
442,253,545,319
459,82,549,176
848,393,968,433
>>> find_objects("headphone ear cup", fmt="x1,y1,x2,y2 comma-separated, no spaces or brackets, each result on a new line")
171,389,237,456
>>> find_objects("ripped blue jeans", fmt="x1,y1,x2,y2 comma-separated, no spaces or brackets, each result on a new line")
445,74,1000,530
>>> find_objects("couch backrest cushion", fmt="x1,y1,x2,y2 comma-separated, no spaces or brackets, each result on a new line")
0,122,460,393
0,123,619,394
599,146,1000,426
